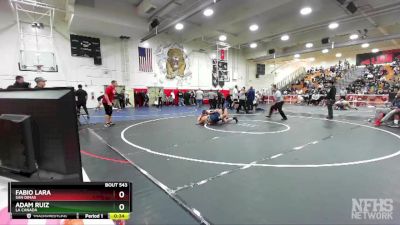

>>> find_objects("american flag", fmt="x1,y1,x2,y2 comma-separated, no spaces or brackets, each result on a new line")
138,47,153,72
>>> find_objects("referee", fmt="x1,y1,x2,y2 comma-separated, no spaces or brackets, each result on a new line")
326,81,336,119
266,84,287,120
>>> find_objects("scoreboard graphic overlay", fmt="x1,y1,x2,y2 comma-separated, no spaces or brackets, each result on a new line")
8,182,132,220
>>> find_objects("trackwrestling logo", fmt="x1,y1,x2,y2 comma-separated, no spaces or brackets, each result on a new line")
351,198,393,220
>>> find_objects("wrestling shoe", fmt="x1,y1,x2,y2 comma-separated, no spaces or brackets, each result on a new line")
233,117,238,123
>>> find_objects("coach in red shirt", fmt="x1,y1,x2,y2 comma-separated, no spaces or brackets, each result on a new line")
103,80,117,127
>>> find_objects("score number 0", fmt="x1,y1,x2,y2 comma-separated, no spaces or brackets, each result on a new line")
118,191,126,211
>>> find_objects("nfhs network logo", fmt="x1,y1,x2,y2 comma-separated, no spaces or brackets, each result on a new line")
351,198,393,220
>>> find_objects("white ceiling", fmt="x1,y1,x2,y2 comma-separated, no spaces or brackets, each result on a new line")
157,0,400,44
263,38,400,66
4,0,400,61
144,0,400,60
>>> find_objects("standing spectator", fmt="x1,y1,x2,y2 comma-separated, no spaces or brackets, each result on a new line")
33,77,46,89
125,92,132,107
266,85,287,120
326,81,336,119
190,90,196,105
196,88,204,108
114,91,121,110
195,89,204,108
7,75,30,89
96,94,104,111
254,91,261,109
237,87,248,113
339,87,347,100
178,90,184,106
247,86,255,110
208,91,217,109
157,89,164,108
103,80,117,127
119,89,126,109
225,94,232,109
144,92,149,107
217,90,225,109
232,85,239,102
170,91,175,106
134,91,139,107
212,91,217,109
75,84,89,118
184,91,191,105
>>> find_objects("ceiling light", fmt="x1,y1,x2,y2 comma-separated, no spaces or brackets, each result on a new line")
300,7,312,15
349,34,359,40
203,8,214,17
328,22,339,29
219,35,227,41
175,23,184,30
294,54,300,58
336,53,342,57
371,48,379,53
250,43,258,48
281,34,290,41
322,49,329,53
361,43,370,48
305,43,313,48
143,42,149,47
249,24,259,31
309,57,315,61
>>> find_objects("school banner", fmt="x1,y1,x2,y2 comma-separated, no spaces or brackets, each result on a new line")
356,49,400,65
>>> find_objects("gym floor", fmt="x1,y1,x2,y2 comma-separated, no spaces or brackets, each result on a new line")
79,105,400,225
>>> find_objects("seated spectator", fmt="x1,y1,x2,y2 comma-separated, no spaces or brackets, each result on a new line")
310,91,321,105
296,95,305,104
7,75,30,89
34,77,47,89
374,91,400,127
391,61,397,68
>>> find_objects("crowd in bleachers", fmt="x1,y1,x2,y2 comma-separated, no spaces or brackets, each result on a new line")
283,60,350,96
279,60,351,106
346,58,400,95
278,58,400,127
